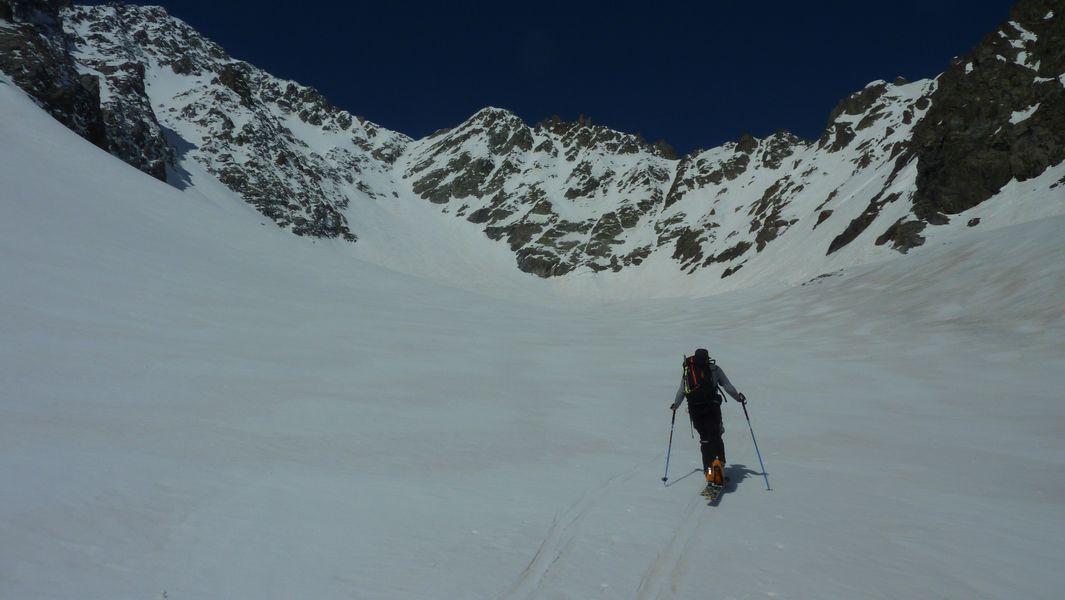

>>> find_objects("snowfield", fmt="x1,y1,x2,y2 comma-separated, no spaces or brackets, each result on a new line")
2,75,1064,600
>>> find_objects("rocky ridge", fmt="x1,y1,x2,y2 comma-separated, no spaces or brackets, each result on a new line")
833,0,1065,254
403,108,680,276
1,0,1062,283
909,0,1065,224
62,3,409,240
399,77,936,278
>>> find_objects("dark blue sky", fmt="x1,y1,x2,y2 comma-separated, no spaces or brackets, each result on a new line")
87,0,1017,155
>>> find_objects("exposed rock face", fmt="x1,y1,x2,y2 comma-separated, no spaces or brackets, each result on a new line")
827,2,1065,256
402,82,938,277
0,0,174,179
88,58,172,180
403,108,676,275
4,0,67,29
1,2,408,239
61,4,409,240
2,0,1061,282
0,0,105,149
908,0,1065,227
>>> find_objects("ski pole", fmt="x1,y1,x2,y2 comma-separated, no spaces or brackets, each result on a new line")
662,408,677,484
741,401,771,491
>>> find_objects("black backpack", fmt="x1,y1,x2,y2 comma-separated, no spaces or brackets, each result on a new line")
683,349,722,405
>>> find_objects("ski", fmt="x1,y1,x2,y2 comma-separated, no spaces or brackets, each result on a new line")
700,477,730,503
700,484,720,500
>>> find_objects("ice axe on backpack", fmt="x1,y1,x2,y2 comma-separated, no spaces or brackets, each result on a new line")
683,354,695,438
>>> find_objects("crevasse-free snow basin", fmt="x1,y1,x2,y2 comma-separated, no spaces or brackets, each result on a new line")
2,70,1065,600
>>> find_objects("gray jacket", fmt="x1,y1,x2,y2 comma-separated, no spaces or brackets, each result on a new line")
671,363,742,409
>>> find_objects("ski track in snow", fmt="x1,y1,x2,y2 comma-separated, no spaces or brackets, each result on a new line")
503,464,644,600
635,490,707,600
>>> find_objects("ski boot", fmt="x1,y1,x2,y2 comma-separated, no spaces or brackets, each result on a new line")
710,458,725,486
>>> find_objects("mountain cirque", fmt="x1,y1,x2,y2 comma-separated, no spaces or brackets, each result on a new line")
2,0,1062,279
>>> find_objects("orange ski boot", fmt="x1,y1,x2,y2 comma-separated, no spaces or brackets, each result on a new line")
710,458,725,486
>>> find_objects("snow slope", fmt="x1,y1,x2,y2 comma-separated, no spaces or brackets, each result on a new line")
2,73,1065,600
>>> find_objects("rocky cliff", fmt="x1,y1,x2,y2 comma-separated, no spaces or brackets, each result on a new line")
62,3,409,240
839,0,1065,253
0,0,106,151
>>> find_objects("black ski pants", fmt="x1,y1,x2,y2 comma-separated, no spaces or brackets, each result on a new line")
689,401,725,470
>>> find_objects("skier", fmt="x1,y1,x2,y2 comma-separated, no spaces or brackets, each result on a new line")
670,348,746,488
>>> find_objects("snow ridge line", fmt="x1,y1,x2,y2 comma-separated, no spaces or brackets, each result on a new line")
502,465,642,600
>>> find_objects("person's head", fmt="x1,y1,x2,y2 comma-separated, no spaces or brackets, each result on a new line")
694,348,710,362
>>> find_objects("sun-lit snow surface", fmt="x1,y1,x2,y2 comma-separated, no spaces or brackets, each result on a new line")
3,75,1065,599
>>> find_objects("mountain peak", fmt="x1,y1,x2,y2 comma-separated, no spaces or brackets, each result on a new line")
469,106,520,121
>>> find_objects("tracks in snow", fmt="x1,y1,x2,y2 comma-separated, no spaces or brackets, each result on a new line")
502,465,641,600
634,489,707,600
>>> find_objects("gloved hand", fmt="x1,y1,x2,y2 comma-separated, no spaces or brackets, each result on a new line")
669,402,680,411
738,393,747,404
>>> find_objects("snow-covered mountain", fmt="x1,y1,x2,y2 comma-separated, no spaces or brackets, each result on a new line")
62,3,409,241
2,0,1063,291
4,57,1065,598
4,3,1065,598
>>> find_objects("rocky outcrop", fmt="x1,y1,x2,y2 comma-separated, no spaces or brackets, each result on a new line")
403,108,676,275
89,58,172,180
0,0,175,180
3,0,66,31
0,0,105,148
907,0,1064,230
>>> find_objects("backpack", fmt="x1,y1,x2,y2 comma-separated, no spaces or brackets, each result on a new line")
683,349,723,405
